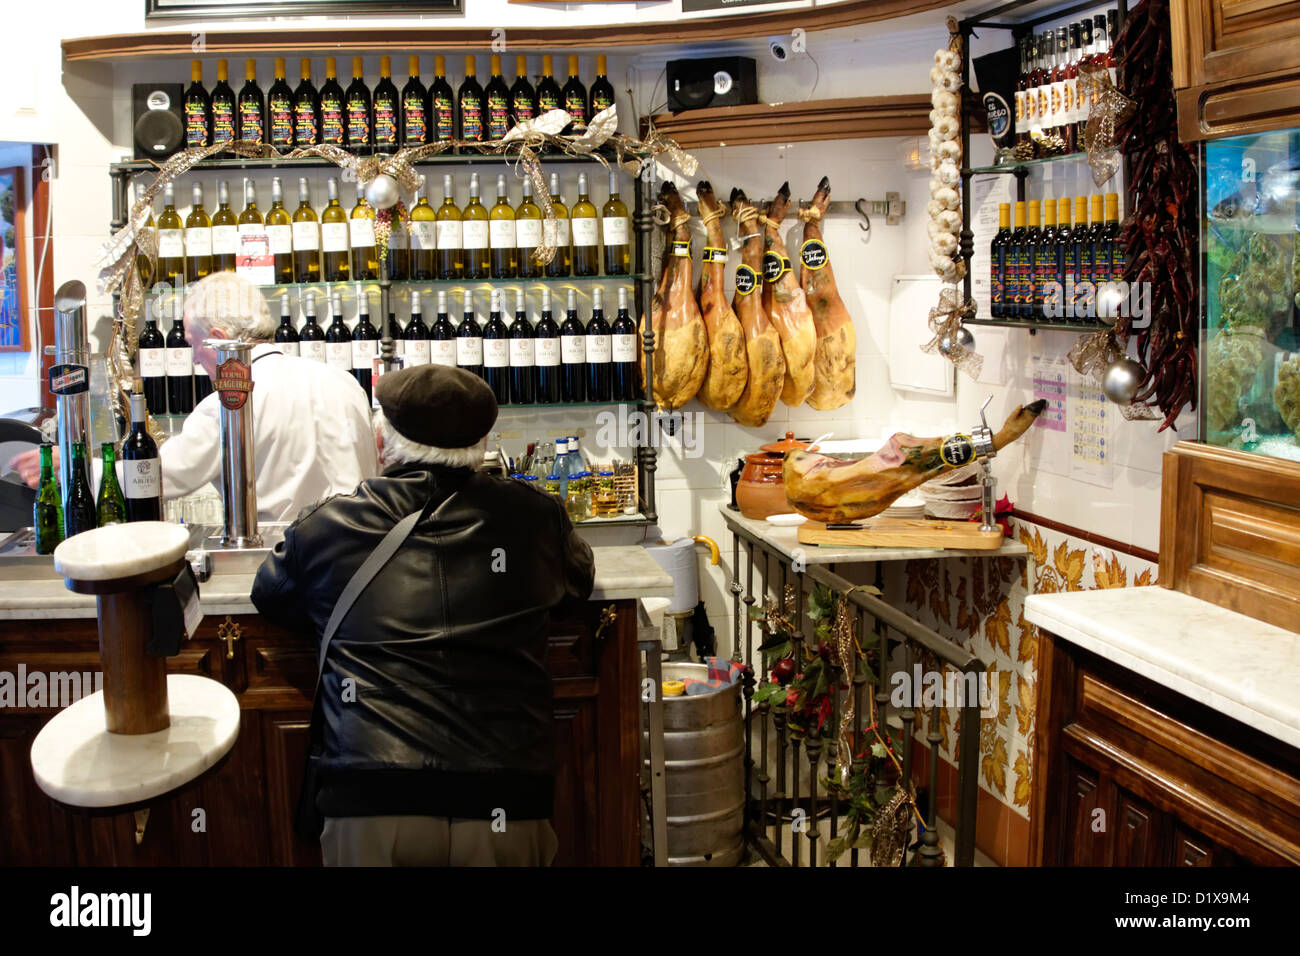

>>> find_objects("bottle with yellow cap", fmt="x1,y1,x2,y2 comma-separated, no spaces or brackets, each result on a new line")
1084,194,1106,319
345,57,371,154
458,55,485,144
1069,195,1089,319
1008,201,1028,318
535,55,563,154
561,55,588,133
1103,192,1122,283
318,57,345,147
184,60,211,148
237,59,265,144
990,202,1011,318
1096,192,1123,319
210,60,236,151
1026,200,1046,319
509,55,535,129
293,57,319,147
590,55,615,115
428,56,454,144
401,55,429,147
373,55,400,152
485,54,510,141
1053,197,1075,322
267,57,294,149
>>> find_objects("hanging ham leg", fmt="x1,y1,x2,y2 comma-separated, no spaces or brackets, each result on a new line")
694,181,748,411
802,176,857,411
783,401,1048,523
726,189,784,428
762,182,817,407
644,182,708,409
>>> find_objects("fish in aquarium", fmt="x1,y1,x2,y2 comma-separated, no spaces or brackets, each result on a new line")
1209,154,1300,235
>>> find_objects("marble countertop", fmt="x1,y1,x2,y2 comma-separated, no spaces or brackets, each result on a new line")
0,546,671,620
720,506,1029,565
1025,586,1300,751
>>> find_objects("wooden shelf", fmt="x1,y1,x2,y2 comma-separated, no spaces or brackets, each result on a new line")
62,0,951,61
643,95,931,150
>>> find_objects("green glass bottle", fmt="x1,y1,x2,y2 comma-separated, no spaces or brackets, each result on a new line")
96,442,127,526
64,442,98,539
33,444,63,555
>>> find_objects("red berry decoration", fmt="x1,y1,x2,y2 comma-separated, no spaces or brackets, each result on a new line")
772,657,796,685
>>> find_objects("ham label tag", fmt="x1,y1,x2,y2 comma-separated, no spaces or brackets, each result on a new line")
761,252,784,282
799,239,828,271
939,434,975,467
671,240,692,258
734,265,758,295
703,246,727,263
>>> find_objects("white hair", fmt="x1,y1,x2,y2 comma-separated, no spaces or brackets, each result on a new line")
183,272,276,343
373,407,487,470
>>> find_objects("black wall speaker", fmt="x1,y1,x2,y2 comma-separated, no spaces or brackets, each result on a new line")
132,84,185,160
666,57,757,113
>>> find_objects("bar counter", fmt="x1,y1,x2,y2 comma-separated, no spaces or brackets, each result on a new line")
0,546,671,867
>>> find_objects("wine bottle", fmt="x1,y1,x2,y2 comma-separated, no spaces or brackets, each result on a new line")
430,290,457,367
601,170,630,276
165,296,194,415
349,181,378,280
456,292,484,380
267,177,294,284
489,173,516,279
373,55,400,153
1024,200,1045,319
1069,195,1090,318
1096,192,1121,320
402,55,429,147
185,59,211,148
458,55,485,145
1074,18,1095,148
536,55,562,116
268,58,295,148
122,392,163,522
462,172,490,280
544,172,571,278
510,55,535,129
485,54,510,141
1054,197,1077,323
345,56,372,154
535,287,561,404
386,196,409,282
238,58,265,143
1034,199,1058,319
585,286,612,402
1081,194,1104,319
293,58,319,147
299,295,326,362
989,202,1010,318
185,182,212,283
211,180,238,273
33,444,63,554
194,351,213,403
319,56,346,146
611,285,638,401
562,55,588,134
430,55,455,144
64,442,98,539
409,180,437,280
96,442,127,527
1105,191,1123,293
436,173,463,280
292,177,320,283
352,294,380,403
321,177,351,282
211,59,236,151
237,178,263,277
156,183,185,289
515,178,542,279
137,302,168,415
559,288,586,402
1063,22,1082,154
325,292,353,374
483,288,510,404
136,183,155,287
509,288,535,405
590,55,615,115
275,292,300,356
1008,201,1028,318
570,173,600,277
404,290,431,366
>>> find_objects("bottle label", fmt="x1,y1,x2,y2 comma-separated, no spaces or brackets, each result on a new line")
431,339,457,366
437,220,463,249
212,224,238,255
295,101,318,143
460,97,483,139
185,103,209,147
1074,75,1089,125
269,96,294,145
1014,90,1026,130
268,224,292,254
433,95,454,140
490,218,516,249
564,93,586,128
411,221,437,250
586,334,611,363
213,103,235,144
346,97,370,143
1036,85,1049,129
279,340,300,357
158,229,184,259
762,251,784,281
139,347,166,378
185,227,211,258
239,101,264,142
510,337,534,366
487,92,509,139
457,336,483,365
735,264,758,295
389,222,407,250
352,338,377,369
123,459,161,499
1023,85,1037,127
539,92,560,113
513,96,535,124
404,98,428,143
1061,79,1075,127
799,239,828,271
292,221,320,250
462,220,489,250
394,339,406,357
672,239,692,259
349,218,376,248
593,93,614,114
302,339,326,362
602,216,629,246
612,333,638,362
516,218,543,248
543,218,570,247
572,218,599,248
371,100,396,147
561,334,585,363
1049,80,1065,128
166,346,193,376
321,97,345,144
536,337,560,366
322,222,349,252
484,338,508,367
326,341,352,369
405,338,430,366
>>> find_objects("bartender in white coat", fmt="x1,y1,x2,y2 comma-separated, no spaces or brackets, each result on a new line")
16,272,378,522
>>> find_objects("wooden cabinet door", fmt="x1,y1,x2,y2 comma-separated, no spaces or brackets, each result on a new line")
1178,0,1300,88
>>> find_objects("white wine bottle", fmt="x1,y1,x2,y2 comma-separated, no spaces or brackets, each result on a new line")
489,173,516,279
570,172,600,277
156,183,185,289
601,170,630,276
211,181,238,274
544,173,570,278
321,177,350,282
184,182,212,283
515,178,542,279
291,177,320,283
267,177,293,285
462,172,490,280
435,173,462,280
409,179,437,280
349,181,378,281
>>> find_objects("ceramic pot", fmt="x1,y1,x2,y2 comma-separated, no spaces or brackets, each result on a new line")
736,432,808,520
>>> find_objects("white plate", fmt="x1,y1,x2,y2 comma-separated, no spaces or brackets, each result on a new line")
765,513,807,526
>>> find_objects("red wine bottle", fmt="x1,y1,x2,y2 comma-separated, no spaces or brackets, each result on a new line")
458,55,485,144
211,59,236,151
534,287,560,404
559,287,586,403
293,58,319,147
585,286,612,401
372,56,400,153
401,55,429,146
319,57,346,146
508,288,535,405
482,289,510,404
237,59,265,143
122,391,163,522
610,286,639,400
456,292,484,380
267,58,295,148
184,60,211,148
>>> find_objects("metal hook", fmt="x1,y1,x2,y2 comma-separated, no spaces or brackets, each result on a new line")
854,198,872,234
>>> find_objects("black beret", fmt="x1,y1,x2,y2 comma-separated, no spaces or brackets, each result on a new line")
375,364,498,448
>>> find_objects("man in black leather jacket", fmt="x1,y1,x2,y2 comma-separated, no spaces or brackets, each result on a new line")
251,364,594,866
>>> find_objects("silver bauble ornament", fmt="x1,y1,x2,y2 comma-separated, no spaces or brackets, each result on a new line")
1102,357,1145,405
365,173,400,210
937,325,975,356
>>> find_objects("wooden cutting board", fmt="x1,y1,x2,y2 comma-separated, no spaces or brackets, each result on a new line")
797,517,1006,550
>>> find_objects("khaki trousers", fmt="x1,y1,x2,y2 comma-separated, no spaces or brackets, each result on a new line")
321,815,559,867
